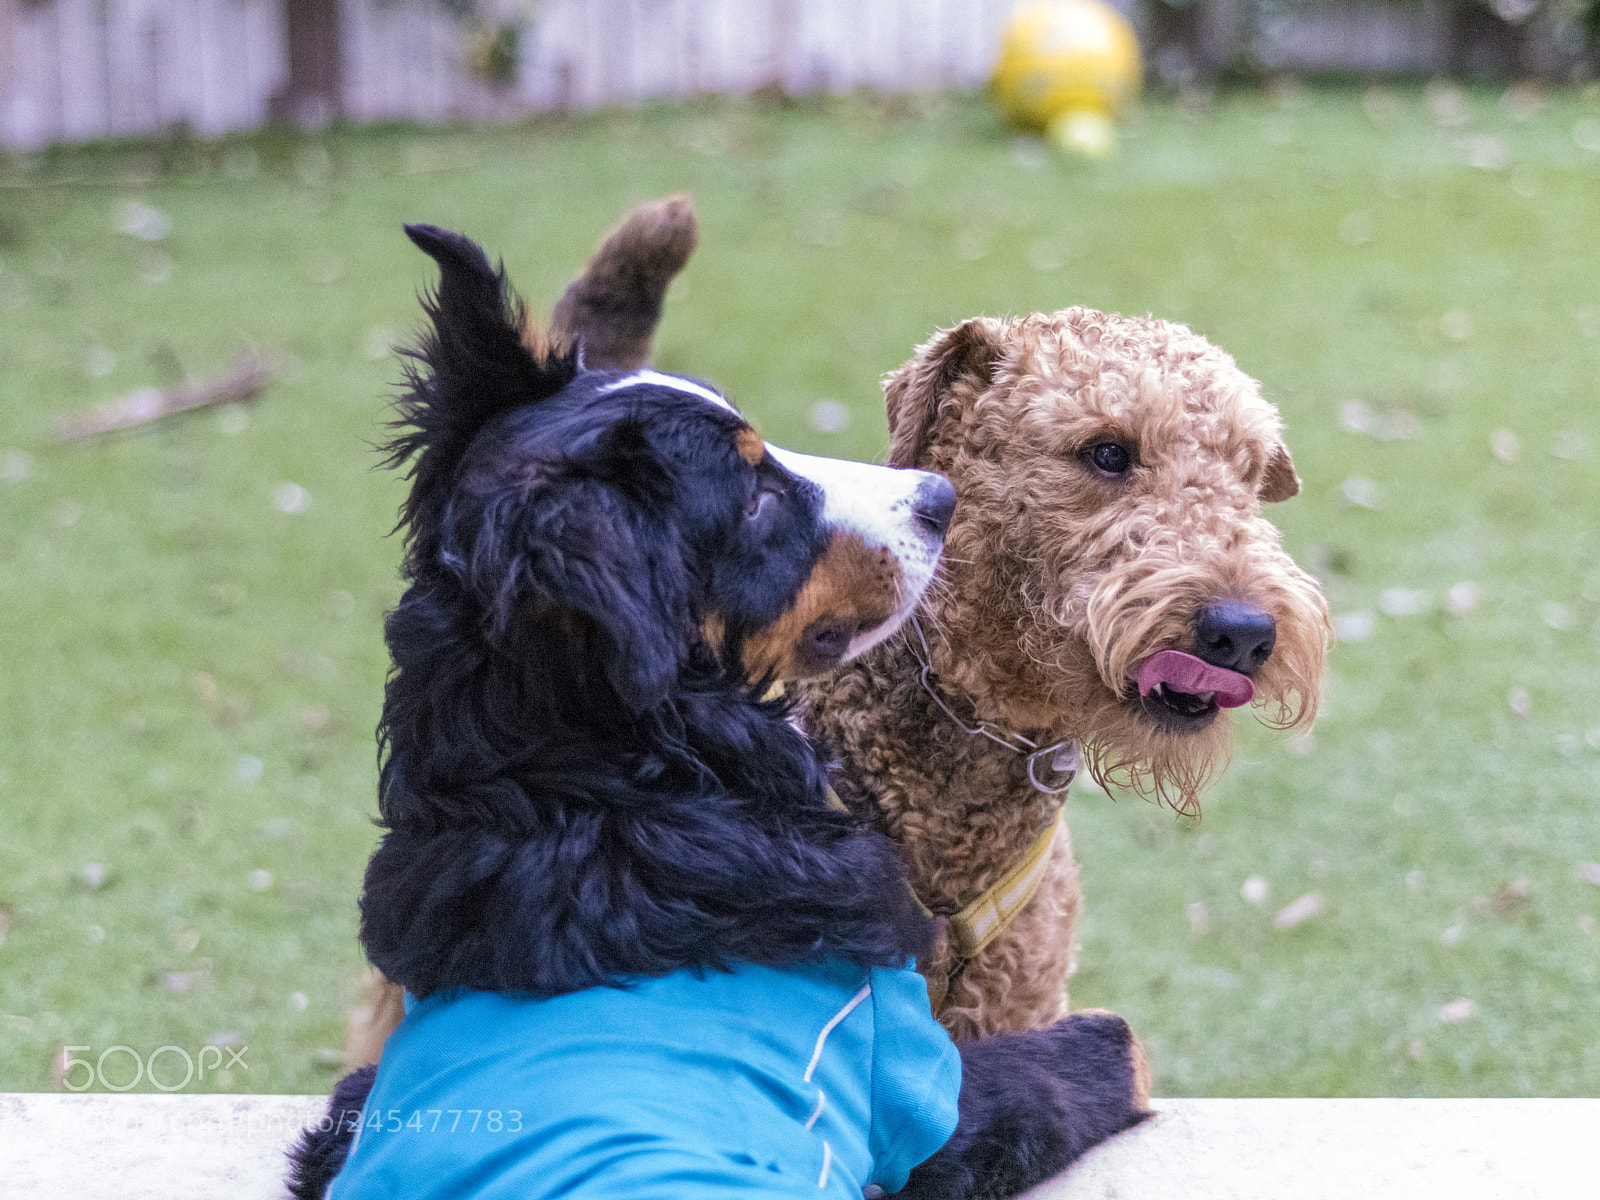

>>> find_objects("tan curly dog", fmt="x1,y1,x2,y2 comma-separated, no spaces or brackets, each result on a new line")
797,311,1330,1041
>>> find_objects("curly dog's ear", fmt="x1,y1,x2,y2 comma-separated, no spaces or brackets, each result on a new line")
457,419,691,713
885,316,1006,469
389,224,579,547
1260,441,1302,503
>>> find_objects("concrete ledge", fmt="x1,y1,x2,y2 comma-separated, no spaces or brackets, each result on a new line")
0,1093,326,1199
1027,1098,1600,1200
2,1094,1597,1199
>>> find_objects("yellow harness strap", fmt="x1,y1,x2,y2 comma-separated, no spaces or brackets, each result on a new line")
941,812,1061,963
918,811,1061,1010
761,682,1063,1006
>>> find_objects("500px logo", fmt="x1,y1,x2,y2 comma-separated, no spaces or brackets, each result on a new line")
59,1043,248,1092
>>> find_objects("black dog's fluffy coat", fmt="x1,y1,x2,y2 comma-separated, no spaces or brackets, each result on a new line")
289,226,1147,1200
366,227,929,1000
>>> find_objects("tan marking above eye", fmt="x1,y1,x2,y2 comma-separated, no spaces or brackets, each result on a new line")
702,612,726,654
736,426,765,466
742,531,901,682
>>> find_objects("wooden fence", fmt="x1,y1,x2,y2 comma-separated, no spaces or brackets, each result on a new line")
0,0,1028,149
0,0,1584,150
1,0,288,145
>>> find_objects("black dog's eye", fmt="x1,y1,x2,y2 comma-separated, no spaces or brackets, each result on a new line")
746,485,779,521
805,620,853,662
1087,443,1133,476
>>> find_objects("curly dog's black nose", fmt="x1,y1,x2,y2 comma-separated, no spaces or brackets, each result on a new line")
1195,600,1276,674
912,475,957,539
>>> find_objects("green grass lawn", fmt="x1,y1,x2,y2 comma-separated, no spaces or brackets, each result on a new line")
2,86,1597,1098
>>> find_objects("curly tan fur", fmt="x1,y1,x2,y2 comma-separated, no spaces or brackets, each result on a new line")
800,308,1329,1041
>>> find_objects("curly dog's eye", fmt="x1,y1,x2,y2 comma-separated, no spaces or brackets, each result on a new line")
1088,443,1133,476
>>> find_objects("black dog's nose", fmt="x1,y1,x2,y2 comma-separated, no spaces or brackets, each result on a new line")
912,474,957,539
1195,600,1276,675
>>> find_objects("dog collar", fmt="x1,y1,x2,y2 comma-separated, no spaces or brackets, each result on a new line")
906,617,1080,795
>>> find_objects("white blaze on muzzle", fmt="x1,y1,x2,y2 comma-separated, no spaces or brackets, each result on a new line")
598,370,950,664
766,444,947,660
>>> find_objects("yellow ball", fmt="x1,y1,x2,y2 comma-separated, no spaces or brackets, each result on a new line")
990,0,1142,131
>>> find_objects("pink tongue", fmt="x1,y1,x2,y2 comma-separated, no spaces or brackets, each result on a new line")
1137,650,1254,709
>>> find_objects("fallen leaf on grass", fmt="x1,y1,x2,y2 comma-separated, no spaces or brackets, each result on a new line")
1471,878,1532,918
1541,603,1573,631
809,400,851,433
1341,477,1380,508
1446,582,1478,614
80,862,110,890
160,969,210,992
115,200,170,242
1334,612,1375,642
1440,308,1474,341
1273,892,1322,930
1438,998,1477,1023
1380,588,1430,617
273,482,309,514
297,704,331,734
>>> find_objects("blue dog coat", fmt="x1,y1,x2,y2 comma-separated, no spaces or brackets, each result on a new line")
328,959,961,1198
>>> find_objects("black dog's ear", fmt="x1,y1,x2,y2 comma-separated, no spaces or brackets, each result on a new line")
463,420,690,713
388,224,578,548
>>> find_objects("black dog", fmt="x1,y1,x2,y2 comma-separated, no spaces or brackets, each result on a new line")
289,226,1147,1199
